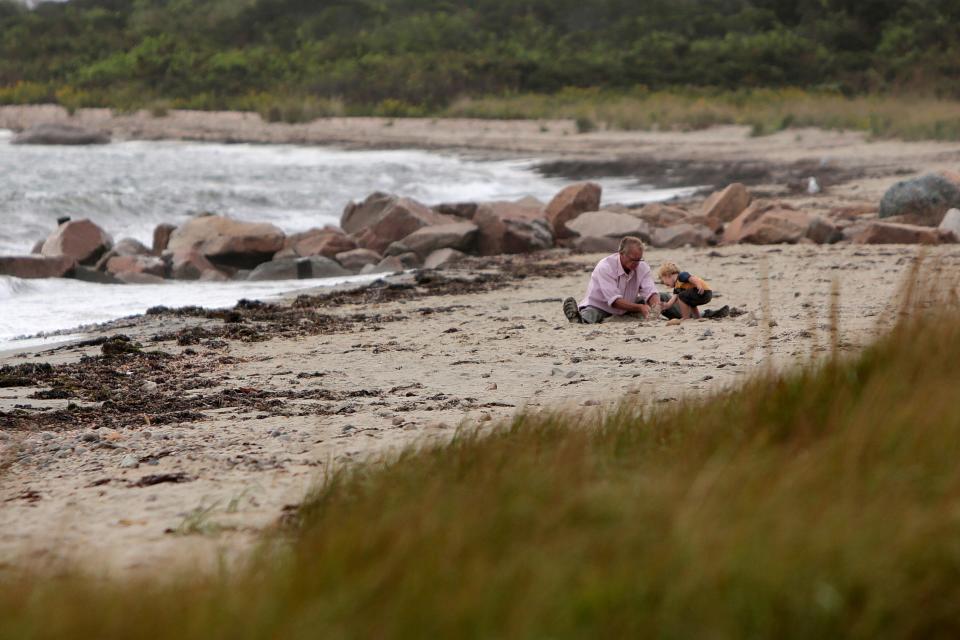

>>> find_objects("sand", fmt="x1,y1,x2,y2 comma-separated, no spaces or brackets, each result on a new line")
2,106,960,576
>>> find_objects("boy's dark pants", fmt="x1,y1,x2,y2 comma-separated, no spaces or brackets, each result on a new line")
660,290,713,319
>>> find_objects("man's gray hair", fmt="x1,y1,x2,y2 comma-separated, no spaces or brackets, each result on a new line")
618,236,645,254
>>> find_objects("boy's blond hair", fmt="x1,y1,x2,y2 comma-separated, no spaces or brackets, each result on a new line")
658,261,680,281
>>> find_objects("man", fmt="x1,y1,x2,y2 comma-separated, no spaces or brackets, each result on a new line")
563,236,660,324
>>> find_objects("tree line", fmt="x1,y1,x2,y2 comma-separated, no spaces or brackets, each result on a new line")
1,0,958,112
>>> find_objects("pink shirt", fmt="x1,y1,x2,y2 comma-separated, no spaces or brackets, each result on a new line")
579,253,658,315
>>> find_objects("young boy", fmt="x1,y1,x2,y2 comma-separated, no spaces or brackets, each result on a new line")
657,262,713,320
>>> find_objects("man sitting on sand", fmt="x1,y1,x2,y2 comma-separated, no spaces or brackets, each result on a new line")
563,236,660,324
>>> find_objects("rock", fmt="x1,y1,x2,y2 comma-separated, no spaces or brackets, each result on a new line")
736,210,819,245
0,255,77,279
119,454,139,469
572,236,621,253
635,203,689,227
701,183,751,222
651,223,715,248
168,250,225,280
247,256,352,281
105,255,167,278
805,215,843,244
722,201,795,244
938,208,960,240
878,173,960,226
280,227,356,259
545,182,602,238
40,218,113,265
12,123,110,145
432,202,478,219
386,221,479,259
361,255,406,275
854,221,949,245
335,248,383,271
474,201,554,256
70,266,121,284
153,223,177,255
198,269,229,282
141,381,159,394
565,211,653,244
424,248,466,269
30,239,44,254
351,196,452,255
341,192,394,234
166,215,285,269
115,272,166,284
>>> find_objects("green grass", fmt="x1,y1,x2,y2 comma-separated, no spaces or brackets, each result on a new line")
3,301,960,637
444,87,960,141
5,83,960,141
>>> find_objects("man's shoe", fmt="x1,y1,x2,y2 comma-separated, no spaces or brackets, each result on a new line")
563,297,583,323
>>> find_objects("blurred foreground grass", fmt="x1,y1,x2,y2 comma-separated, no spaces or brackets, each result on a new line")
3,302,960,637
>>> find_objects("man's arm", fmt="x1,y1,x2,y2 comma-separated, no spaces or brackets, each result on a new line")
612,297,651,318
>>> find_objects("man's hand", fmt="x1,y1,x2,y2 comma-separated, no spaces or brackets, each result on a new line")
638,304,650,319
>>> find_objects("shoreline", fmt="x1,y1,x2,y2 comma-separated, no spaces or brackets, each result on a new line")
3,105,960,206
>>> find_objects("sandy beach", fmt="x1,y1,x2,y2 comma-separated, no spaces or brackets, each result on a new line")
2,106,960,576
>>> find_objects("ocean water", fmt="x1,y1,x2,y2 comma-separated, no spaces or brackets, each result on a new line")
0,131,696,349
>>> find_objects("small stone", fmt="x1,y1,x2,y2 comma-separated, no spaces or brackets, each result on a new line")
142,381,159,394
565,371,577,379
486,382,497,391
41,431,55,440
392,416,404,426
582,399,600,406
80,432,100,443
119,454,139,469
666,319,682,326
480,373,491,378
478,413,492,422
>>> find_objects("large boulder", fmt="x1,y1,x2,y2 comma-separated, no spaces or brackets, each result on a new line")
634,203,689,228
12,123,110,145
166,215,285,269
349,197,452,255
152,223,177,255
247,256,351,281
565,211,652,244
854,221,950,245
878,173,960,226
722,201,793,244
651,223,715,248
341,192,395,234
545,182,602,239
424,248,467,269
474,202,554,256
168,250,225,281
94,237,152,271
334,248,383,271
40,218,113,266
572,236,621,253
386,221,479,259
277,227,356,260
432,202,479,220
105,255,167,279
0,255,77,279
701,183,751,222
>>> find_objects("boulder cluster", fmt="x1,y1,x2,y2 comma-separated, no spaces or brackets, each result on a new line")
2,172,959,282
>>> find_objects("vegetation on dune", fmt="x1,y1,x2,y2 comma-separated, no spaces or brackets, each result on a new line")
3,267,960,637
1,0,960,137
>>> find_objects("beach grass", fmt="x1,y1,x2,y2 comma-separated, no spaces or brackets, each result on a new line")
445,87,960,141
3,274,960,637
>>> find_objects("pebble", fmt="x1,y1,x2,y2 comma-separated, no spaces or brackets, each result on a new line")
392,416,404,426
667,319,683,326
269,429,283,437
480,373,491,378
142,381,159,394
80,432,100,443
582,399,601,406
478,413,492,422
41,431,54,441
119,454,139,469
486,382,497,390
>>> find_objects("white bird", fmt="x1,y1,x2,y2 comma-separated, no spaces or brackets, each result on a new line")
807,177,821,195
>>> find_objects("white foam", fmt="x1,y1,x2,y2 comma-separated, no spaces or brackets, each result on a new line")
0,273,382,349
